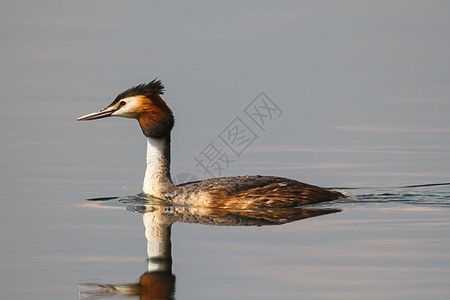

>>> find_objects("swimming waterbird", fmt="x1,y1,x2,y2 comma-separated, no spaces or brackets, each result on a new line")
78,79,345,209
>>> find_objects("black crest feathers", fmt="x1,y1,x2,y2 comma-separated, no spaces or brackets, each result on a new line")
109,79,165,106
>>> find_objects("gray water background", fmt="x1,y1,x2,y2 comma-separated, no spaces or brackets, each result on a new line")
1,2,450,299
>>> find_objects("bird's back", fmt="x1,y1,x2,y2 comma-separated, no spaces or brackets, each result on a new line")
165,175,345,209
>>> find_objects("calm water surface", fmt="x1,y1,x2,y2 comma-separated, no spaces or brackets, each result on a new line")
2,2,450,299
1,100,450,300
1,170,449,300
1,93,449,300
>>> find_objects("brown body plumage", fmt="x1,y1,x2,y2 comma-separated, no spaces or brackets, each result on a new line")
78,79,346,209
165,175,343,209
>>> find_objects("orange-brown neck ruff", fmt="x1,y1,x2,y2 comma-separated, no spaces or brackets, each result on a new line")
136,94,174,138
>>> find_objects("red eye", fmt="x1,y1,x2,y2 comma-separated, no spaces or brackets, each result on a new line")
119,101,126,106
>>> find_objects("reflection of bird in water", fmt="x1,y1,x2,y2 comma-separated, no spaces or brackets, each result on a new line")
79,202,340,299
78,79,346,209
79,272,174,300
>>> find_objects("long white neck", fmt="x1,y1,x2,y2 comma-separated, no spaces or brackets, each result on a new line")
143,136,174,197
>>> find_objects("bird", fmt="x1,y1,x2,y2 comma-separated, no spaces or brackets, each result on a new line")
78,79,345,209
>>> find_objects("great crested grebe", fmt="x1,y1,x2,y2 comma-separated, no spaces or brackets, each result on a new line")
78,79,345,209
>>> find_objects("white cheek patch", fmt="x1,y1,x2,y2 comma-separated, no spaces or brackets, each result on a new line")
111,96,142,118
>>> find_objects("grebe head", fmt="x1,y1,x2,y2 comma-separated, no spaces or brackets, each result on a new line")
78,79,174,138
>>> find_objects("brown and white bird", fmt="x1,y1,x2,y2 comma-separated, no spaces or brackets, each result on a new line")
78,79,345,209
